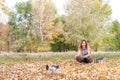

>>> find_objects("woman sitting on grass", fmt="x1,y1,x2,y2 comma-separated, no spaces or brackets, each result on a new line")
75,40,93,63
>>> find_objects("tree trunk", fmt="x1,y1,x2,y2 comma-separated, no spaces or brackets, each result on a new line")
6,41,10,53
40,24,44,42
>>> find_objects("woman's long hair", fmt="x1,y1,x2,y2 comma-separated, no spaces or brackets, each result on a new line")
79,40,88,50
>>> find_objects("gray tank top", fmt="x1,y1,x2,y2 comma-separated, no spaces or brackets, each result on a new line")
82,49,88,56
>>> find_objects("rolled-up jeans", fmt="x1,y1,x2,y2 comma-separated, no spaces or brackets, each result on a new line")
76,56,93,63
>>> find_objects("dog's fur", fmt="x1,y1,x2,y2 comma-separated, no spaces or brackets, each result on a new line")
46,65,60,74
94,57,106,63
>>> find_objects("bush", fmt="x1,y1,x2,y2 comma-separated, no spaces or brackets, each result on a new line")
50,34,77,52
37,42,51,52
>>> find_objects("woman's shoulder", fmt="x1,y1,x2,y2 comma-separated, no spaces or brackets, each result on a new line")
87,45,91,50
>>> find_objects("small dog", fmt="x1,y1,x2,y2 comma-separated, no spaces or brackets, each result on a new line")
94,57,106,63
46,65,60,73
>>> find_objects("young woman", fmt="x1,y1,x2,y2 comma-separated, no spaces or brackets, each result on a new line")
75,40,93,63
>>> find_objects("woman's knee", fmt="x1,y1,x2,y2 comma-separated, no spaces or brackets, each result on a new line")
76,56,83,63
75,56,80,60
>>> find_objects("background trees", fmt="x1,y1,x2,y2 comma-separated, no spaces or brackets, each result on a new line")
0,23,10,52
31,0,56,42
9,1,33,52
0,0,10,15
64,0,111,51
110,20,120,50
0,0,119,52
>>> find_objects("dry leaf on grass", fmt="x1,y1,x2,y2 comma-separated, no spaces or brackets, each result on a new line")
0,59,120,79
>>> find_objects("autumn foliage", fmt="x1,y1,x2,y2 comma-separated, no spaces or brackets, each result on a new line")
0,59,120,79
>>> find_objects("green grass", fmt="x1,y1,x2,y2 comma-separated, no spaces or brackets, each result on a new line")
0,52,120,64
92,53,120,59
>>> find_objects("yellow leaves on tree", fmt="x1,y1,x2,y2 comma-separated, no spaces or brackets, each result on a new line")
31,0,56,42
0,22,10,51
0,0,10,15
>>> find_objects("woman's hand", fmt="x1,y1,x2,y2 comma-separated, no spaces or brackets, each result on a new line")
83,54,90,58
75,54,80,58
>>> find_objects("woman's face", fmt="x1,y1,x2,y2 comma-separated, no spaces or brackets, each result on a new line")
82,41,86,47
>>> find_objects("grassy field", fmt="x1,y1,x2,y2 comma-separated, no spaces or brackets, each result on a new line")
0,52,120,64
0,52,120,79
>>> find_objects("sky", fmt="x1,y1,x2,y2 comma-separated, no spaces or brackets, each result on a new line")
5,0,67,15
0,0,120,23
109,0,120,22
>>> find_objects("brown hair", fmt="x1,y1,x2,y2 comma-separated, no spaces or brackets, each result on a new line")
79,40,88,50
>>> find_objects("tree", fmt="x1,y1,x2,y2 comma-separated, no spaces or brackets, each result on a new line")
8,1,34,52
31,0,56,42
0,0,10,15
110,20,120,50
64,0,111,50
0,23,10,52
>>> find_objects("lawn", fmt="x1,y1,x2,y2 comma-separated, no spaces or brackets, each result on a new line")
0,52,120,79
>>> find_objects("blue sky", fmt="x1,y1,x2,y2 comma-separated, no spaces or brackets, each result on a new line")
1,0,120,23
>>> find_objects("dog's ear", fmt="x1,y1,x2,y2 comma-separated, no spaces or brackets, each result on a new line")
56,65,59,69
46,65,49,70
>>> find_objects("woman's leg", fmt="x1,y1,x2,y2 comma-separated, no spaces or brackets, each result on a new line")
75,56,84,63
85,57,93,63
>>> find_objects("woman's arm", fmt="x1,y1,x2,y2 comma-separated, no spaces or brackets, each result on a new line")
78,48,82,56
84,46,91,58
75,47,81,57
